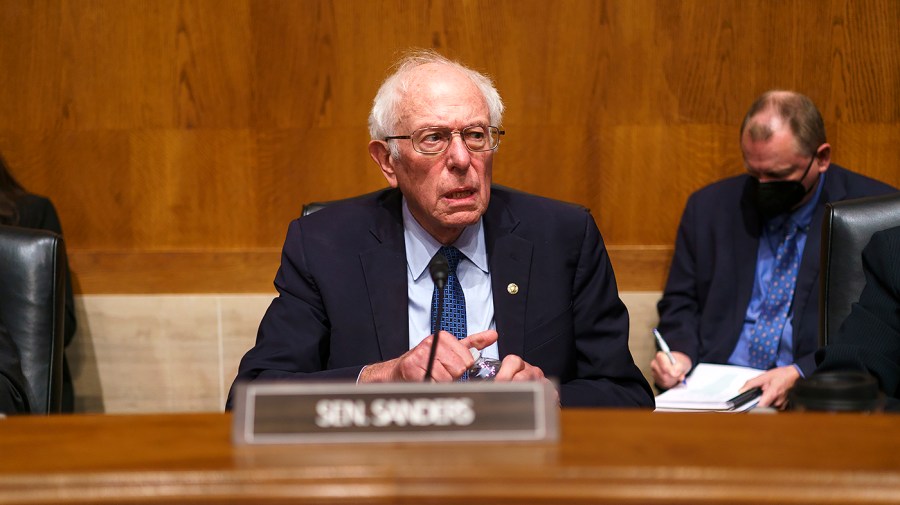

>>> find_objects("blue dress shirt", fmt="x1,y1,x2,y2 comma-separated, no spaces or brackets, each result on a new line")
402,199,500,361
728,173,826,372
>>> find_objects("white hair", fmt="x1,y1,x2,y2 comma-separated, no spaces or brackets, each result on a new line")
368,50,504,158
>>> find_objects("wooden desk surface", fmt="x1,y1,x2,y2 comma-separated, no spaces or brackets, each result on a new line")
2,409,899,504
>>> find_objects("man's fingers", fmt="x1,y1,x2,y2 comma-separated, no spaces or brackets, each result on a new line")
740,374,767,393
651,358,680,388
653,353,686,383
428,362,456,382
757,389,777,408
655,352,683,376
460,329,498,350
495,354,545,382
495,354,522,381
433,332,476,380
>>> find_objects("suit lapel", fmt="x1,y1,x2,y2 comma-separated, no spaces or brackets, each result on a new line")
483,192,532,359
360,191,409,361
733,178,761,342
791,173,844,346
362,188,538,361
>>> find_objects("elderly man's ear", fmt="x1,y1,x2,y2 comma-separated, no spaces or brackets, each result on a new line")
813,143,832,173
369,140,398,188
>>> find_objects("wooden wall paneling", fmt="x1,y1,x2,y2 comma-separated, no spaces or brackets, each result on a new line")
586,124,741,246
252,0,345,129
0,0,898,293
1,0,253,130
495,124,742,245
254,128,384,220
830,124,900,186
0,130,135,249
126,129,259,248
171,0,254,129
824,0,900,123
0,1,68,130
69,250,280,295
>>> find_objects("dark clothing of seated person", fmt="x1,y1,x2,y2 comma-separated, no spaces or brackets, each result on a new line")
0,314,30,414
815,226,900,412
0,154,77,412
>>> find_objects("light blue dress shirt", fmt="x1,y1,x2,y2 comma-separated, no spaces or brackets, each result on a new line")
402,198,499,361
728,173,825,372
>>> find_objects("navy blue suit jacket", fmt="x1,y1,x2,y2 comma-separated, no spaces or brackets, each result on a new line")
229,186,653,408
816,226,900,410
657,165,896,377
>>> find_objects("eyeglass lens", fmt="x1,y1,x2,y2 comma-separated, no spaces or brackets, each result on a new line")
412,126,500,153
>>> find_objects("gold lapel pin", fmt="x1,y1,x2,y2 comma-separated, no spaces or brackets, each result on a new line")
507,283,519,295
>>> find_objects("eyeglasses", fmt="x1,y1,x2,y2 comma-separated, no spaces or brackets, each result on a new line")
384,125,504,154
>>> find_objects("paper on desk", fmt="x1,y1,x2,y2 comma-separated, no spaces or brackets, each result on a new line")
654,363,765,412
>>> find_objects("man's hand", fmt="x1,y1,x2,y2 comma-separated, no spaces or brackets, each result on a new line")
740,365,800,409
495,354,546,382
495,354,558,405
359,330,498,383
650,351,692,389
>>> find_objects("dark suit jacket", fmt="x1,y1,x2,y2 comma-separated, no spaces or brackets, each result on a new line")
14,194,77,412
0,314,29,414
229,186,653,408
657,165,896,377
816,226,900,410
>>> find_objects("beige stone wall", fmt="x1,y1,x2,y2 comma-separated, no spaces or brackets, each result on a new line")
69,293,660,413
622,293,661,390
70,295,272,413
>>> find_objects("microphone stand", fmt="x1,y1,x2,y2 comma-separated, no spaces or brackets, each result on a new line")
424,253,449,382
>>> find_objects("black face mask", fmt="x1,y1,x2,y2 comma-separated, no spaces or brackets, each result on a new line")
749,154,817,219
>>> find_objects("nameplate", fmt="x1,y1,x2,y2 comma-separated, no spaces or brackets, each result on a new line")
231,381,559,444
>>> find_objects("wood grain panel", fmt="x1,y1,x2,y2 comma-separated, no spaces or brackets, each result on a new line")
68,246,673,293
69,250,281,294
126,129,258,247
0,131,133,248
0,0,898,293
0,0,253,130
253,127,384,242
3,411,900,504
830,123,900,185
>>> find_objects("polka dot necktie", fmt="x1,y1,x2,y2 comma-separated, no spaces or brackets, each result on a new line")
430,246,467,379
748,225,802,370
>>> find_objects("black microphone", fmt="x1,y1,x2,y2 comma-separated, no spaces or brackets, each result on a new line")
424,252,449,382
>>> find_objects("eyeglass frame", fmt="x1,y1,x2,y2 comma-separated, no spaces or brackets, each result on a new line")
383,125,505,154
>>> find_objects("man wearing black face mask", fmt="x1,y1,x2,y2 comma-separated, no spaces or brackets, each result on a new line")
652,90,896,408
750,150,818,220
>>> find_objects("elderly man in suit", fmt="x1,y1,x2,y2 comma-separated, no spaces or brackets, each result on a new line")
652,90,895,407
229,50,652,408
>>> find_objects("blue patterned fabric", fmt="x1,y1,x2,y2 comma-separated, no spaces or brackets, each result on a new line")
748,225,802,369
431,246,467,379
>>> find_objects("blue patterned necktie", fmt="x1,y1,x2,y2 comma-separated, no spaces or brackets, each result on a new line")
748,224,802,369
430,246,468,379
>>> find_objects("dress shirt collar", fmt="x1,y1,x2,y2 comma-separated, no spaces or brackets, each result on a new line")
402,197,489,282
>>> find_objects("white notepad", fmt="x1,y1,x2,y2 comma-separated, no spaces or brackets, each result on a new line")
654,363,765,412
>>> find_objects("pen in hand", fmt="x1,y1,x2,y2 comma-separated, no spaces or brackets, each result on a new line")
653,328,687,386
653,328,677,365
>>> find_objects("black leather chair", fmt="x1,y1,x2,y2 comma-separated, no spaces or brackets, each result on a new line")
0,225,66,414
819,192,900,346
